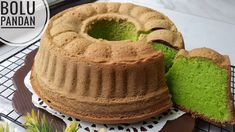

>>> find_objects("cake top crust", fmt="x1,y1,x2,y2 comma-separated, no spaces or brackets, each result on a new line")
41,2,184,63
176,48,230,69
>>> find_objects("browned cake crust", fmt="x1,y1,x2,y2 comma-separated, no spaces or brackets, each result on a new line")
31,66,172,124
175,48,235,124
29,2,183,124
30,46,172,123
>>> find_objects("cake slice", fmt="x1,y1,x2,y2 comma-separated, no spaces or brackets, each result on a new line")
166,48,235,124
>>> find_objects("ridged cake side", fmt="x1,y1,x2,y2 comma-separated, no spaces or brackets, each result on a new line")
34,38,167,98
31,71,172,123
32,38,172,123
31,2,174,124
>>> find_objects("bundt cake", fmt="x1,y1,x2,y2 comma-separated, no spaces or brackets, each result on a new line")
30,2,184,124
166,48,235,124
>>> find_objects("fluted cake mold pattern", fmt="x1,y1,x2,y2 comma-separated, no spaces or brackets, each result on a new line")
30,2,185,124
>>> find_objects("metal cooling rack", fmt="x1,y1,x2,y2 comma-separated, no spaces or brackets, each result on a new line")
0,42,234,131
0,41,39,130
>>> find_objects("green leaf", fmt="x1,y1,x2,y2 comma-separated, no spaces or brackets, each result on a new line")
64,122,78,132
23,110,54,132
0,122,11,132
98,128,107,132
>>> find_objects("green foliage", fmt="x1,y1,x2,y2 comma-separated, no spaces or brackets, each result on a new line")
22,110,106,132
64,122,78,132
0,108,109,132
23,110,53,132
0,122,10,132
98,128,107,132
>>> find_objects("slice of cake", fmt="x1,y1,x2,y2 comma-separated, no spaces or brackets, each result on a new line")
166,48,235,124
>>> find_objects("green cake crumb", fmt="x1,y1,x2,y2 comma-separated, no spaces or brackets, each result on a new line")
166,57,230,122
152,42,177,72
87,19,138,41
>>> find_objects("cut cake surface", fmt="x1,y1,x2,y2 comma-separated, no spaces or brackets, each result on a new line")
166,48,235,124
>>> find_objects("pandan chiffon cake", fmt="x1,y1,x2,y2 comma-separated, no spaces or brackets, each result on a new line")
152,42,178,72
166,48,235,124
30,2,184,124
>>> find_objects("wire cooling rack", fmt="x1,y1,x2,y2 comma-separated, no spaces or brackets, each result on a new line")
0,42,39,129
0,41,234,132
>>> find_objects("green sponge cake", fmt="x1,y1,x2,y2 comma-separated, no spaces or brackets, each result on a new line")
152,42,178,72
149,34,184,72
87,19,138,41
166,48,235,124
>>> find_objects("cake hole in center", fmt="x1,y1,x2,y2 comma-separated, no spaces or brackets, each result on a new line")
87,19,138,41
